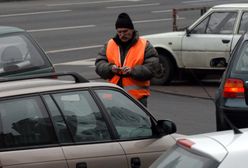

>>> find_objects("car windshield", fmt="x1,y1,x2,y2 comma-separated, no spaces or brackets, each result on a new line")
151,145,219,168
0,33,49,75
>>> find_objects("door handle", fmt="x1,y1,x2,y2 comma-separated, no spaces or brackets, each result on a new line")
222,39,230,44
131,157,141,168
76,162,87,168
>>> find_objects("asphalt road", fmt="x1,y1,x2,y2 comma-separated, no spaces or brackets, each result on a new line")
149,90,216,135
0,0,241,134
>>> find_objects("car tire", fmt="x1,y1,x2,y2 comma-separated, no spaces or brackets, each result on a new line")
151,55,175,85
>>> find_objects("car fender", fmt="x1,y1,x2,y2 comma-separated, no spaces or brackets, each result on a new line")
143,31,186,68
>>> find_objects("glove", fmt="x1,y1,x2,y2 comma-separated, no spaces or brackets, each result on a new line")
111,65,122,75
121,66,132,76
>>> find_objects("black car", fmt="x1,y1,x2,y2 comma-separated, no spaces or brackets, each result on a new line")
214,33,248,131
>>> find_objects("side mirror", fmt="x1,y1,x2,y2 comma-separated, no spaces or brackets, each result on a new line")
186,28,191,37
157,120,177,136
210,58,227,68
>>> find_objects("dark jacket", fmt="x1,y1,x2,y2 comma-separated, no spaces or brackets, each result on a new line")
95,31,161,85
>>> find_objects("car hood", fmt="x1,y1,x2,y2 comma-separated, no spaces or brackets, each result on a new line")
142,31,185,51
142,31,185,39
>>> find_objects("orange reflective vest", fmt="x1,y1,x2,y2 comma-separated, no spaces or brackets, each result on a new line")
106,38,150,100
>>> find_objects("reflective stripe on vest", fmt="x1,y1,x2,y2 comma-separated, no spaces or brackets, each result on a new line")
106,38,150,99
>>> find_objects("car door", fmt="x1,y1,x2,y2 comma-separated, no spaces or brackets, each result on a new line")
0,96,68,168
181,11,239,69
44,90,128,168
95,89,176,168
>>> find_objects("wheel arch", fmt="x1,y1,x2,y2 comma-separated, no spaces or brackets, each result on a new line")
155,47,178,69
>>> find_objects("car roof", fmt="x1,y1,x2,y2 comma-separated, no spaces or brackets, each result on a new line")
0,78,120,98
0,72,121,98
213,3,248,9
0,26,25,35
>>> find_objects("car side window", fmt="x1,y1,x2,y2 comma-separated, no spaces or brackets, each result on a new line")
239,12,248,34
0,96,57,149
52,91,111,142
95,89,153,140
192,12,237,34
191,16,209,34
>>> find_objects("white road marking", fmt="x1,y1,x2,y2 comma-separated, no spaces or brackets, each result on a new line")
107,3,159,8
27,25,96,33
54,58,96,67
46,45,103,54
134,17,184,24
151,10,171,13
47,0,140,6
182,0,214,3
42,17,182,54
0,10,71,17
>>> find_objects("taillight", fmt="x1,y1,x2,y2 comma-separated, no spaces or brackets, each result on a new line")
223,78,244,98
177,139,195,148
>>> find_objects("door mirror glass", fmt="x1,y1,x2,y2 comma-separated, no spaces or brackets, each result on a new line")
157,120,177,135
186,28,191,36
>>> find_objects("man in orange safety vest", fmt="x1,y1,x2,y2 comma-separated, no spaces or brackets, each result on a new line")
95,13,161,107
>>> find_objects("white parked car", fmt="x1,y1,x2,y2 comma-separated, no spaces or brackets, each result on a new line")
150,128,247,168
144,4,248,84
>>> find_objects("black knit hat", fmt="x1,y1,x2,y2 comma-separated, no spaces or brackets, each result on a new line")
115,13,134,29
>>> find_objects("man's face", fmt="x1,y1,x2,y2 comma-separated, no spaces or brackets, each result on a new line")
116,28,134,42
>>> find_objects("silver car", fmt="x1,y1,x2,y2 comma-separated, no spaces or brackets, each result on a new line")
150,128,248,168
0,72,177,168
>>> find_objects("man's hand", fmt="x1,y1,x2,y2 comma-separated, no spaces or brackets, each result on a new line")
121,66,132,76
111,65,122,74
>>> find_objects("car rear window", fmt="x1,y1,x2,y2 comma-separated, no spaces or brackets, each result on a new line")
0,33,50,76
234,40,248,72
151,145,219,168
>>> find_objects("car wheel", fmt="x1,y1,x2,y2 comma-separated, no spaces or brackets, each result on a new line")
151,55,175,85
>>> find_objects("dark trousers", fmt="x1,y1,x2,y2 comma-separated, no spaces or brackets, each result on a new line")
138,96,148,107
